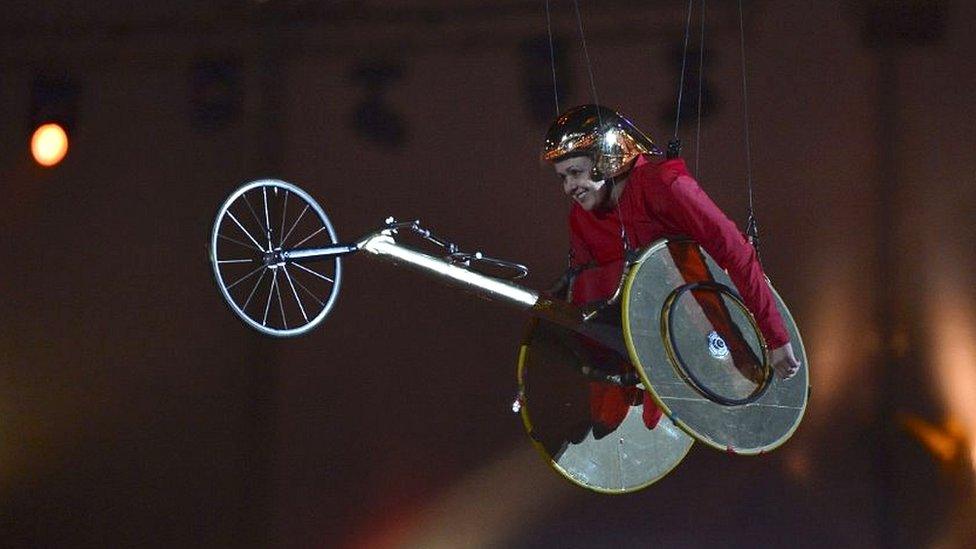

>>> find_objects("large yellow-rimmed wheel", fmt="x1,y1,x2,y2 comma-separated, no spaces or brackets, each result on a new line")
516,318,693,493
621,239,809,455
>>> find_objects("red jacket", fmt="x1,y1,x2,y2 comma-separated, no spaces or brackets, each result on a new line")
569,155,789,348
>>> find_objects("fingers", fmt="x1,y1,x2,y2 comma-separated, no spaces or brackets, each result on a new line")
769,343,802,380
772,357,801,380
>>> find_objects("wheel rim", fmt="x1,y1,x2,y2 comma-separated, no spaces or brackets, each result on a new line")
209,179,342,337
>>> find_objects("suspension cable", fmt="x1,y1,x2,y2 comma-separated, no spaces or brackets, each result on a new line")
569,0,606,174
737,0,760,251
544,0,560,115
565,1,634,259
673,0,695,140
572,0,600,107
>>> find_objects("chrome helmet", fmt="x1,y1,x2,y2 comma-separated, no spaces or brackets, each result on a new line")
542,104,662,180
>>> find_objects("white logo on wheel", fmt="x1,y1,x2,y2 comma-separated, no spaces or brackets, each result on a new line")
707,331,730,359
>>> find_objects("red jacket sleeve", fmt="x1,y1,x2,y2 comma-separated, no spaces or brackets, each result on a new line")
656,167,790,349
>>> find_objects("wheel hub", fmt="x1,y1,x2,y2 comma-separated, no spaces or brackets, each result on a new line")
262,248,287,269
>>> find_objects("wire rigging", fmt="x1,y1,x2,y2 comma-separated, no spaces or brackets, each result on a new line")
572,0,600,107
737,0,755,212
737,0,760,252
564,1,629,258
673,0,695,140
548,0,764,263
544,0,560,115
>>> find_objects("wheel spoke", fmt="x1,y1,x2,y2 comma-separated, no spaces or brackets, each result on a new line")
263,270,278,326
262,186,273,250
225,264,265,291
227,211,266,252
289,269,325,307
242,194,268,237
218,258,254,264
281,204,309,246
242,268,268,310
219,233,263,252
279,190,289,248
274,269,288,328
282,266,309,322
292,261,334,283
293,226,326,248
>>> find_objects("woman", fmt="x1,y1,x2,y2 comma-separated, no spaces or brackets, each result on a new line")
543,104,800,434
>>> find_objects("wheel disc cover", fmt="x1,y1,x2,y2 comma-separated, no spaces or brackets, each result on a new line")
622,240,809,454
517,319,693,493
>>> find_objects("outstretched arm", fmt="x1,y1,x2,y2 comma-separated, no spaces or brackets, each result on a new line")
657,164,799,379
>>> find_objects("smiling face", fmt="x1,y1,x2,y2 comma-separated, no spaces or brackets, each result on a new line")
553,155,609,211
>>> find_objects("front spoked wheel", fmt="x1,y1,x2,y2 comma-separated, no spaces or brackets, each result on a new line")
209,179,342,337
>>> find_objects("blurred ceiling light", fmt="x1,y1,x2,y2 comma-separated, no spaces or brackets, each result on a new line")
899,413,965,465
971,442,976,476
927,289,976,478
803,266,872,423
30,123,69,167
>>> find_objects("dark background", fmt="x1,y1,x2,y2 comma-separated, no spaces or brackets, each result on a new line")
2,1,975,547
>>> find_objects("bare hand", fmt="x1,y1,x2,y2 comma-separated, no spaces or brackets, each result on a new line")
769,342,801,380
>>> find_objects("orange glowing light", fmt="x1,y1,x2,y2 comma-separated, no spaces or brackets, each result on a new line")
927,291,976,478
899,413,965,464
30,123,69,167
